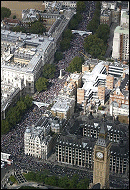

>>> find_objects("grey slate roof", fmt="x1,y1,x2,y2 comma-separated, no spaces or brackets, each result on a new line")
119,74,129,92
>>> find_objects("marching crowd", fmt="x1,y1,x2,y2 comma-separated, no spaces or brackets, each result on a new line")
1,1,95,180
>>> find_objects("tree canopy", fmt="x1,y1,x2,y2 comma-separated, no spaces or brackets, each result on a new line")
23,171,90,189
76,1,86,13
95,24,110,44
42,63,56,79
1,7,11,20
66,56,84,73
83,34,106,58
29,21,46,34
35,77,49,92
9,175,17,184
68,11,82,30
87,17,99,34
62,29,73,40
60,38,71,52
86,1,101,34
76,178,89,189
54,51,63,62
13,15,16,19
1,95,33,135
12,25,26,33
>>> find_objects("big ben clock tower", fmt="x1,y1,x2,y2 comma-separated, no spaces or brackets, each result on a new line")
92,119,111,189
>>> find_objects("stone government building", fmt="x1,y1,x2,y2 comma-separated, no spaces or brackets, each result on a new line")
1,8,74,119
56,113,129,176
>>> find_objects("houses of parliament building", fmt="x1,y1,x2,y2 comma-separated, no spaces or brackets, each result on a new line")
56,113,129,188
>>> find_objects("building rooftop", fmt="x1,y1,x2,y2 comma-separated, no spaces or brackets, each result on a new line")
114,25,129,34
51,95,75,112
119,74,129,91
1,29,52,73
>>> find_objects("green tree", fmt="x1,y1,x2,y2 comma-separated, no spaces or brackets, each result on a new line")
68,18,78,30
13,15,16,19
1,95,33,135
54,51,63,62
6,107,18,127
93,8,101,17
35,77,48,92
77,178,89,189
98,55,106,60
17,100,27,111
13,106,22,122
44,175,58,186
95,24,110,44
74,11,82,23
1,119,10,135
86,1,101,34
76,1,86,13
9,175,17,183
60,38,71,52
42,63,56,79
24,172,36,181
29,21,46,34
84,35,106,58
87,17,99,34
12,26,26,33
58,175,70,188
68,11,82,30
69,174,79,189
95,1,101,10
66,56,84,73
62,29,73,40
1,7,11,20
24,94,33,109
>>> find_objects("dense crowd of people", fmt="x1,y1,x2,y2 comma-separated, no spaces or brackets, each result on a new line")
1,1,96,180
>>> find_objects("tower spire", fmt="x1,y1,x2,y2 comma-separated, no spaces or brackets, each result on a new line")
96,118,109,147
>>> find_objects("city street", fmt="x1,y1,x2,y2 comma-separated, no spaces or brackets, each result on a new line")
1,1,129,189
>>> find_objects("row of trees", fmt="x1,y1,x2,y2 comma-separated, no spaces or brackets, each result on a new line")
60,29,74,52
84,23,110,59
1,95,33,135
87,1,101,34
23,171,89,189
35,63,56,92
68,1,86,30
54,1,86,62
83,1,110,59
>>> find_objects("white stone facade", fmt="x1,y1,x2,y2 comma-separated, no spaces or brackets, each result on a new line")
110,102,129,117
112,9,129,61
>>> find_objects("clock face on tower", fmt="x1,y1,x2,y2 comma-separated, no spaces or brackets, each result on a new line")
96,151,103,159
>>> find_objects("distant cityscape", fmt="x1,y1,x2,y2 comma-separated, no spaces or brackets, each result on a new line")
1,1,129,189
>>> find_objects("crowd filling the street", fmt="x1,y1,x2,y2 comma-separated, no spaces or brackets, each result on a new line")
1,1,129,189
1,0,95,179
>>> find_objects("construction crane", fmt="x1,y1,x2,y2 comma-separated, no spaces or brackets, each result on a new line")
79,51,89,59
79,51,91,71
